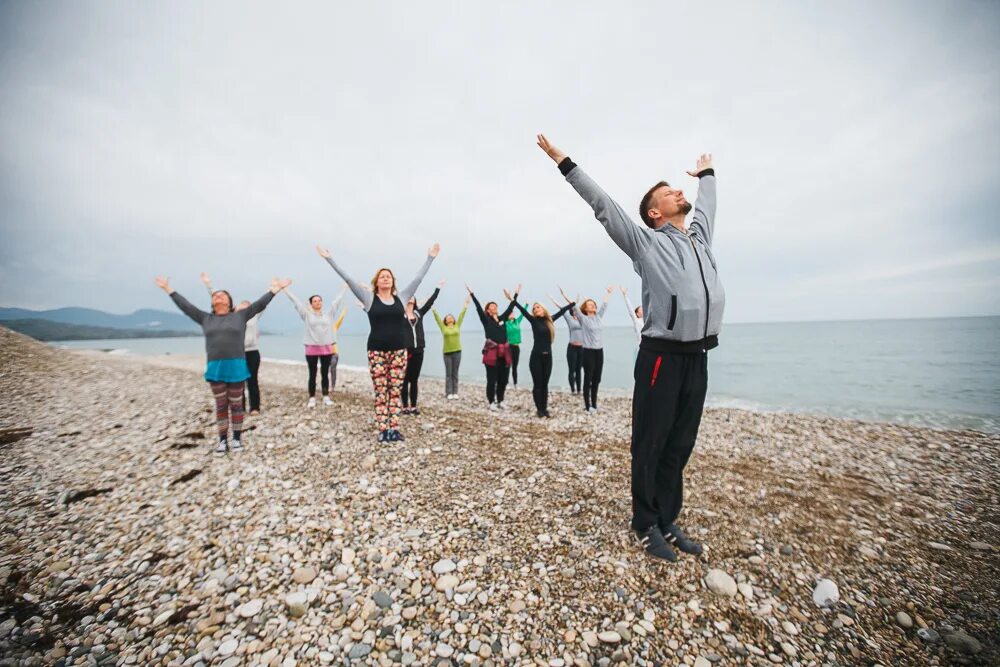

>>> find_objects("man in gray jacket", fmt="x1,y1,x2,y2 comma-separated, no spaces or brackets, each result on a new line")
537,134,724,563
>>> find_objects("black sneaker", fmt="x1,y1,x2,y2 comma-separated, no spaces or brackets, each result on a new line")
389,430,406,443
634,525,677,563
412,408,421,416
377,430,389,443
663,523,703,556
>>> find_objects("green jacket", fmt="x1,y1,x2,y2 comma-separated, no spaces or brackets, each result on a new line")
505,309,524,345
433,307,467,354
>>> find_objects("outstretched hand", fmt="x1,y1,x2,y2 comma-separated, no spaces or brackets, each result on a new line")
428,243,441,258
503,288,512,301
199,272,211,285
536,134,567,164
558,285,571,303
514,283,522,295
154,276,172,293
686,153,713,177
619,285,627,295
316,245,331,259
464,296,470,307
465,283,473,295
270,277,292,293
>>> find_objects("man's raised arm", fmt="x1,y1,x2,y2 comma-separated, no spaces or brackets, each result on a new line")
686,153,717,246
536,133,652,262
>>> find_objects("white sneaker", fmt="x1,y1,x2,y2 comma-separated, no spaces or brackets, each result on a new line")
214,441,228,455
307,397,316,408
230,439,244,452
323,396,334,406
498,402,506,411
488,403,498,411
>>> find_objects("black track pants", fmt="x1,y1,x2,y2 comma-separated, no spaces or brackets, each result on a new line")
529,349,552,413
581,347,604,410
630,348,708,532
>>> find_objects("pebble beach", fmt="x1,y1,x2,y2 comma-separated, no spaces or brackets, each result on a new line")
0,326,997,666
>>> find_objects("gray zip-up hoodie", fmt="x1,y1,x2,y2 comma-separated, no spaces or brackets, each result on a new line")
284,287,346,346
561,160,724,347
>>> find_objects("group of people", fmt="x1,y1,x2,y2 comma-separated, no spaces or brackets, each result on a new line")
156,136,724,565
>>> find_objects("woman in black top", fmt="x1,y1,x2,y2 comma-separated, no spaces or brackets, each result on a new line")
505,288,574,417
402,282,442,415
318,244,439,443
466,283,518,410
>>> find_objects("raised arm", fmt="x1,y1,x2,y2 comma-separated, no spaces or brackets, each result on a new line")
163,286,209,325
512,299,533,321
328,284,348,318
456,303,468,327
537,134,653,262
469,290,489,325
200,272,215,298
398,244,439,303
283,287,309,320
333,306,347,331
621,287,639,325
317,245,374,311
552,302,575,322
246,278,290,319
597,285,611,318
432,308,446,332
686,154,717,245
418,284,441,316
498,284,521,320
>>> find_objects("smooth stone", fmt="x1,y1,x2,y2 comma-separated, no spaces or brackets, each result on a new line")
372,591,392,609
432,559,457,575
896,612,913,629
927,541,952,552
917,628,940,642
694,658,711,667
597,631,621,644
341,548,356,565
969,541,991,551
812,579,839,607
237,599,264,618
348,643,372,659
435,575,459,591
705,569,737,597
292,567,316,584
218,639,238,656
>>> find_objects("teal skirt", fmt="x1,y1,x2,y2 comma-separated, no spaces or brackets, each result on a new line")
205,357,250,383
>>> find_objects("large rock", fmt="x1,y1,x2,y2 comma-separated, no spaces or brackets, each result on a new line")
944,630,983,655
812,579,839,607
704,569,737,597
237,599,263,618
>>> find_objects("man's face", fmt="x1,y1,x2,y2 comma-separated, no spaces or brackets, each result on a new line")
649,185,692,222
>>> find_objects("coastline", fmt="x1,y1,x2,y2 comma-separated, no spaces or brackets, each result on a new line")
1,328,996,665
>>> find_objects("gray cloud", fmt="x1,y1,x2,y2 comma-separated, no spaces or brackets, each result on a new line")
1,0,998,328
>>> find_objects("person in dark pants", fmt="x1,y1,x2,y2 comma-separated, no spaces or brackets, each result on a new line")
507,289,574,417
201,273,264,415
467,283,518,410
560,285,611,412
552,294,584,394
505,309,524,386
538,134,724,564
402,282,442,414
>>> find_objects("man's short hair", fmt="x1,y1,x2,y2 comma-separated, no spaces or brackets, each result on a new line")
639,181,670,228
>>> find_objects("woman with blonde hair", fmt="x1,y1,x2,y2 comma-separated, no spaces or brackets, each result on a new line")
507,287,575,417
317,244,439,443
432,296,470,399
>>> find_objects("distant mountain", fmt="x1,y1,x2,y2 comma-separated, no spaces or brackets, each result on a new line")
0,306,200,331
1,319,201,342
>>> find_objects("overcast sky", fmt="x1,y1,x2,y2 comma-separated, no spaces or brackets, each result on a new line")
1,0,998,329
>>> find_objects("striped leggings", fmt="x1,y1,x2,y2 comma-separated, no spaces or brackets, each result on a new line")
209,381,245,439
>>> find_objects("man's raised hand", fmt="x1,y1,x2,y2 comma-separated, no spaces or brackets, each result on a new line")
316,245,331,259
428,243,441,258
686,153,713,177
536,134,567,164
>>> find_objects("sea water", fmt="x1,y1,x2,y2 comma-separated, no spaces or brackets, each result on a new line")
56,316,1000,433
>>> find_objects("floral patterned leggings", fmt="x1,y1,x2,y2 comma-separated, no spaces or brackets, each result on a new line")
368,349,408,432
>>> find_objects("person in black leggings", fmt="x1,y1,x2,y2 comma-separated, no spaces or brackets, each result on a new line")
466,283,518,410
402,282,442,415
507,289,574,417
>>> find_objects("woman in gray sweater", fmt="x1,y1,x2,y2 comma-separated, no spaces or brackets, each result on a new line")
284,285,348,407
559,285,612,413
155,275,290,453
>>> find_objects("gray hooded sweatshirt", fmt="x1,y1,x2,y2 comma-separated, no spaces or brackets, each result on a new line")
560,160,724,349
284,287,346,347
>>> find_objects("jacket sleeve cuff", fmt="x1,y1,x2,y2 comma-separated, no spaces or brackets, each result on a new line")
696,168,715,178
558,157,577,176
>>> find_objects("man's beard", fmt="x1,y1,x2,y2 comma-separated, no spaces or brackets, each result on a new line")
680,202,693,215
